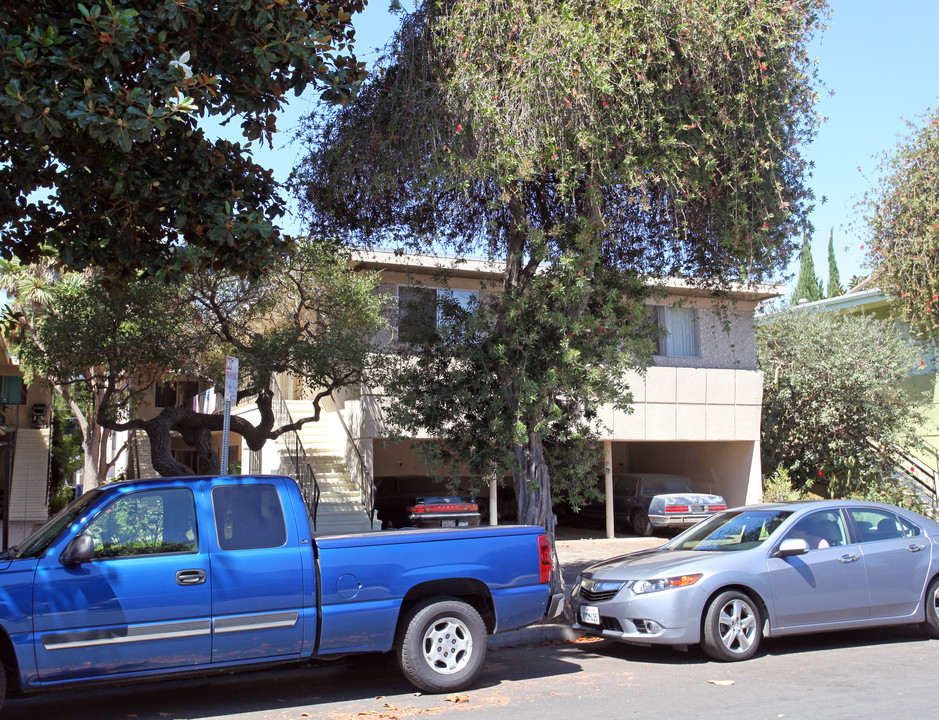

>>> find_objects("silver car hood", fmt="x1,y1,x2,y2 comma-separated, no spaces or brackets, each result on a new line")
583,547,728,581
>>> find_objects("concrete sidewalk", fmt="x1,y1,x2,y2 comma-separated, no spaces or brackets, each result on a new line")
488,530,666,648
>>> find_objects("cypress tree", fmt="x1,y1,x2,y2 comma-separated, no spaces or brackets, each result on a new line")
792,237,823,304
827,229,843,298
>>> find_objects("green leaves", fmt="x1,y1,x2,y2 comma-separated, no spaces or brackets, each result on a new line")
862,108,939,341
757,308,926,495
0,0,367,285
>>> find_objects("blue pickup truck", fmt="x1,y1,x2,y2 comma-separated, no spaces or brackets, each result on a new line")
0,475,559,710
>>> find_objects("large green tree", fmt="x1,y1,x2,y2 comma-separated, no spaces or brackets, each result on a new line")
0,0,366,284
295,0,827,551
1,243,385,487
758,308,926,496
863,107,939,341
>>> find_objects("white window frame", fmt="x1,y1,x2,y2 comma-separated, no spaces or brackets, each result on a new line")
650,305,700,358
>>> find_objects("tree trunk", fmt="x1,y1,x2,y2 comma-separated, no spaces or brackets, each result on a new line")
513,432,566,603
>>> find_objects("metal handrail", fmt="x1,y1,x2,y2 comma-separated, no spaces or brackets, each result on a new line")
270,378,320,531
329,390,375,528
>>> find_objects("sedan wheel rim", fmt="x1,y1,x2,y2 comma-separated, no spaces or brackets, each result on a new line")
422,616,473,674
717,599,756,654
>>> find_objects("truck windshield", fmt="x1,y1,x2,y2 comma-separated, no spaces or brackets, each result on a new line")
664,509,793,552
9,490,101,559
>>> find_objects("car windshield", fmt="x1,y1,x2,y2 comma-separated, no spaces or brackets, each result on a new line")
643,477,693,494
10,489,101,559
664,509,793,552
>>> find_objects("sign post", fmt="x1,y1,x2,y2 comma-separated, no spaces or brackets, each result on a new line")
221,356,239,475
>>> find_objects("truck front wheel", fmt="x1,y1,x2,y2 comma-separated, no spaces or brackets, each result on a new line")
397,596,487,693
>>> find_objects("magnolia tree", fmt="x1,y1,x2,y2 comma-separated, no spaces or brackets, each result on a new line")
1,244,385,488
0,0,366,284
294,0,828,567
863,108,939,341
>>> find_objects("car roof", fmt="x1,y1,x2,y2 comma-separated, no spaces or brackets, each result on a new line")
725,498,939,528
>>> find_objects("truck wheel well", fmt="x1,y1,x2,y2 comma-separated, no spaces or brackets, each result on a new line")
397,580,496,635
0,627,21,697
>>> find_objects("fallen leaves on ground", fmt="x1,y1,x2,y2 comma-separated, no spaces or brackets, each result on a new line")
708,680,735,686
445,694,469,703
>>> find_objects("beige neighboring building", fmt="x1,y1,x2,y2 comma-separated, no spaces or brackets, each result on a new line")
0,339,54,545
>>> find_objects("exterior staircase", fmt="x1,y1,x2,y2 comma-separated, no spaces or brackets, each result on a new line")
8,428,51,528
282,401,374,535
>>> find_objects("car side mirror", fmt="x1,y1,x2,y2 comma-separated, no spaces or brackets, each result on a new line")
774,537,810,558
60,534,95,565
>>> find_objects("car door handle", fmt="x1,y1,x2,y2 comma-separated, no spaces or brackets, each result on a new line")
838,554,860,563
176,569,207,586
907,544,927,552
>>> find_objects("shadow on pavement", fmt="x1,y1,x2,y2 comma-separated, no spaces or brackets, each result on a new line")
2,644,589,720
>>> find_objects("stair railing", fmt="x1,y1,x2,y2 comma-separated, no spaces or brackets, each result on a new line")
270,378,320,531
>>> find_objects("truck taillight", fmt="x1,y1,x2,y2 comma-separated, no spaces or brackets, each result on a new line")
538,535,552,584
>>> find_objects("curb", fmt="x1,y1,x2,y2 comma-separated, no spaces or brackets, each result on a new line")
488,623,581,649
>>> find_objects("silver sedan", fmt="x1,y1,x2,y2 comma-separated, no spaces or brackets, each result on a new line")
570,499,939,661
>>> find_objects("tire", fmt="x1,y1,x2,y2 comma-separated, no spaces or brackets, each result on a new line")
397,596,488,693
701,590,761,661
631,509,653,537
922,576,939,638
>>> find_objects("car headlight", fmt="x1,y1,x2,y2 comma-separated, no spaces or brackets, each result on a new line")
627,573,702,595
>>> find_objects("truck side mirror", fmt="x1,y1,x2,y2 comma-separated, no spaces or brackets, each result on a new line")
60,535,95,565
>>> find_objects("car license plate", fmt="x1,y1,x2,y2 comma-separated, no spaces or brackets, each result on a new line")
442,520,456,528
581,605,600,625
692,506,703,512
458,520,469,526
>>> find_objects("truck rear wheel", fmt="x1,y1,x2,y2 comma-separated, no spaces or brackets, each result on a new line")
397,596,487,693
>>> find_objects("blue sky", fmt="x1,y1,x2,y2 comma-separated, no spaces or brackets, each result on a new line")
253,0,939,292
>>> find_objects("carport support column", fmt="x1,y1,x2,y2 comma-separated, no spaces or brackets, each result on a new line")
489,477,498,526
604,441,614,539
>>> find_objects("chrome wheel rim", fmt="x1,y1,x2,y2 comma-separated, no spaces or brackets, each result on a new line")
718,598,756,654
422,616,473,674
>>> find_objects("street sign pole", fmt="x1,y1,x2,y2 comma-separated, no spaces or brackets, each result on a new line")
221,356,239,475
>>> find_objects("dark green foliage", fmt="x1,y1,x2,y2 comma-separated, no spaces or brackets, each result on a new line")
792,236,823,304
758,308,926,496
826,229,842,298
0,0,366,284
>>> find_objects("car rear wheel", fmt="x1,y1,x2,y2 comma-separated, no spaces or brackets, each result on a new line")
922,576,939,638
397,596,487,693
631,510,653,537
701,590,761,661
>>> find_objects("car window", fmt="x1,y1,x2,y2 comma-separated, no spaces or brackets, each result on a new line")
213,484,287,550
643,477,693,494
667,509,792,552
784,510,849,549
613,476,638,496
83,488,198,558
849,508,921,542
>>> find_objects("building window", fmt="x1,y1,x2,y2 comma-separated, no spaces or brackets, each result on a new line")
397,286,478,342
154,382,178,408
651,306,700,358
0,376,26,406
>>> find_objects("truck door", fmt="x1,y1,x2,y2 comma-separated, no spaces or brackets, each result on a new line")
207,477,305,662
32,484,211,682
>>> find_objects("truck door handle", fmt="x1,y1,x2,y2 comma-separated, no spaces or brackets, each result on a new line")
838,554,860,563
176,569,206,586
